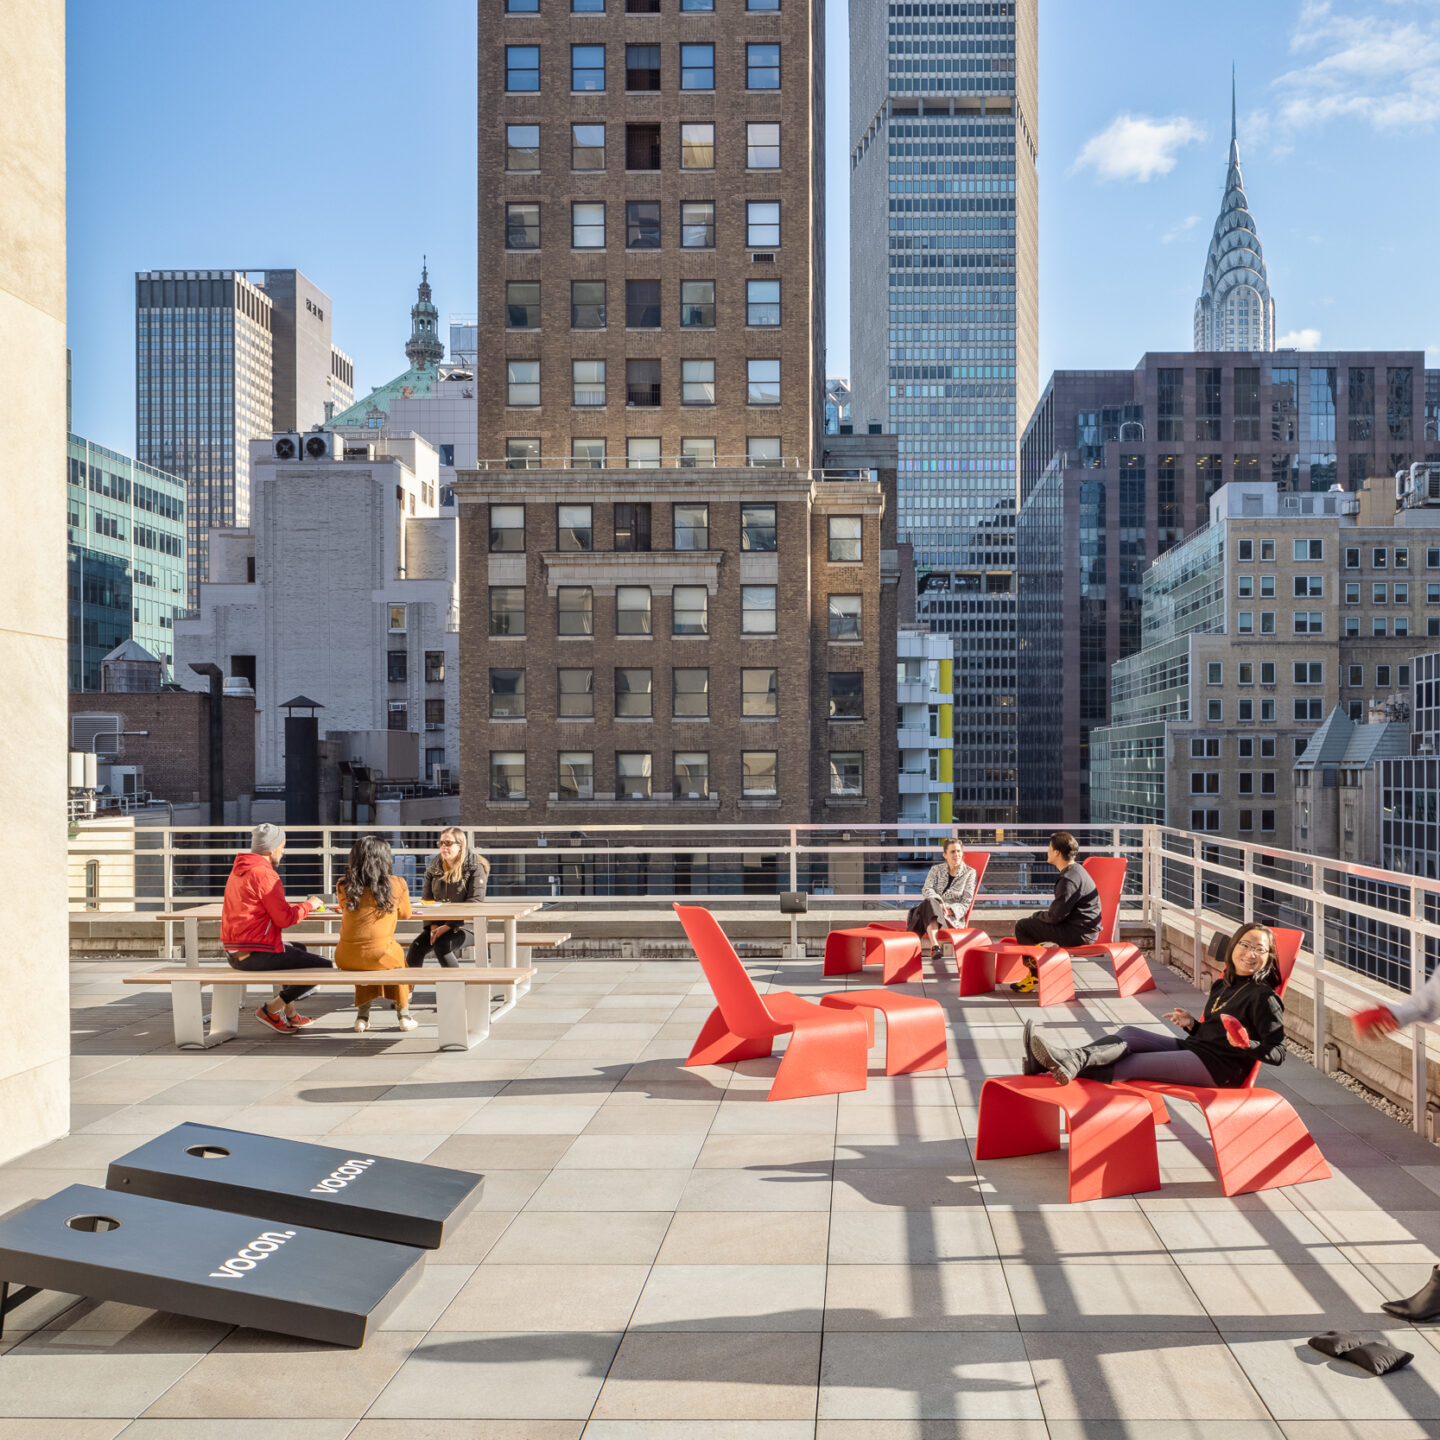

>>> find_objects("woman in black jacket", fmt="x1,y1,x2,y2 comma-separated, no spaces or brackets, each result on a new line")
405,827,491,968
1025,922,1286,1086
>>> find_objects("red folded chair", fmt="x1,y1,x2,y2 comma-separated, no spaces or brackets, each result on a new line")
674,902,869,1101
868,850,991,969
1122,926,1331,1196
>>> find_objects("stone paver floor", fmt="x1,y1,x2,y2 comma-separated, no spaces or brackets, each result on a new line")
4,948,1440,1436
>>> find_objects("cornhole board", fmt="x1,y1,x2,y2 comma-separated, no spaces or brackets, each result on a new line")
106,1123,483,1250
0,1184,422,1347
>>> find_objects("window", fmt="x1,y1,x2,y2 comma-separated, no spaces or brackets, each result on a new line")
1261,698,1276,721
1260,540,1275,561
1344,546,1361,570
1293,575,1323,598
1260,576,1276,598
742,585,776,633
557,667,594,718
506,437,541,469
1238,699,1254,722
387,650,407,683
572,359,606,407
557,752,594,801
1346,663,1364,688
1237,540,1253,561
489,586,525,636
573,0,603,10
1345,582,1360,604
1190,738,1220,758
747,42,780,88
681,359,715,405
1430,583,1440,603
490,751,526,800
1260,810,1276,833
747,123,780,168
506,281,541,329
742,668,778,717
616,586,652,635
747,436,782,468
626,359,661,406
1399,663,1412,687
628,437,661,468
742,750,778,796
572,202,605,248
1189,771,1220,795
625,122,660,170
506,202,540,249
617,752,652,799
1377,664,1393,688
626,201,661,248
425,651,445,684
667,750,711,802
1259,661,1276,685
673,503,709,550
748,0,779,7
1238,810,1254,832
1206,661,1223,685
673,585,708,635
680,201,715,249
507,359,540,406
1373,546,1389,570
1237,577,1253,599
680,280,715,328
1396,547,1410,569
614,503,651,551
1431,549,1440,569
572,43,605,90
682,0,713,9
490,505,524,551
557,586,593,636
626,44,660,89
679,126,714,175
1260,737,1277,759
571,280,606,328
829,672,863,720
1207,700,1223,722
615,668,652,717
673,667,708,717
490,668,525,718
1293,612,1323,634
1261,612,1276,634
506,45,540,91
747,200,780,246
1238,663,1253,685
628,0,659,10
1294,698,1324,721
557,503,593,550
572,122,605,170
1373,582,1388,605
507,0,538,11
1294,661,1323,684
741,504,776,552
829,594,861,640
572,438,606,469
1396,616,1410,636
679,438,715,469
506,124,540,171
1237,612,1252,635
829,752,863,798
625,279,661,328
1295,539,1324,561
1396,582,1410,604
1374,616,1388,636
747,359,780,405
740,279,781,328
681,43,714,88
828,515,862,562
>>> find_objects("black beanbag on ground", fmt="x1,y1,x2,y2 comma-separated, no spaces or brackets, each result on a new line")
1308,1332,1413,1376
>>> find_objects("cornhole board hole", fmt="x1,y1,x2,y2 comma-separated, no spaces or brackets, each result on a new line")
0,1184,422,1347
106,1123,483,1250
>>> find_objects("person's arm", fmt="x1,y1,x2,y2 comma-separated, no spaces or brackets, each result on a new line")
950,867,976,921
920,865,944,903
422,863,436,903
464,856,484,903
1249,990,1287,1064
259,868,311,931
1042,870,1079,925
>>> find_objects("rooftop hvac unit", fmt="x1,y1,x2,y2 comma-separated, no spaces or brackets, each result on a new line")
72,712,122,755
302,430,340,461
272,433,302,460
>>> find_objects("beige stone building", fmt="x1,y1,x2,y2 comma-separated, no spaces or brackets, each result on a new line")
1091,477,1440,849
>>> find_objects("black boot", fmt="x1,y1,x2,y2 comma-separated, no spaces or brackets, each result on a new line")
1020,1020,1042,1076
1383,1265,1440,1322
1031,1032,1128,1085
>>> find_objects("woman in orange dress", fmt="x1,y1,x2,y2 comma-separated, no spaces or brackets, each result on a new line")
334,834,415,1032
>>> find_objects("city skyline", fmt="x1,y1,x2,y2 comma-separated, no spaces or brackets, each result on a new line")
66,0,1440,452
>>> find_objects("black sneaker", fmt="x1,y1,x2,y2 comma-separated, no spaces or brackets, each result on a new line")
1021,1020,1042,1077
255,1004,296,1034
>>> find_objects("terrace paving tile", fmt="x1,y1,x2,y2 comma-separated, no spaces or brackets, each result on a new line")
1228,1331,1440,1420
822,1261,1015,1331
436,1263,651,1332
488,1211,672,1266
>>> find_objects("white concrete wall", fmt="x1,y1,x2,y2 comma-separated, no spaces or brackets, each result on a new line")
0,0,69,1162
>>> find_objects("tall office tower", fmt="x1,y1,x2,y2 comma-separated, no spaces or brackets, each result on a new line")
850,0,1038,825
136,269,352,603
1017,349,1429,823
1194,79,1274,353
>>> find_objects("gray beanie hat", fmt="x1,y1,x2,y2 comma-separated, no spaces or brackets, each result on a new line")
251,823,286,854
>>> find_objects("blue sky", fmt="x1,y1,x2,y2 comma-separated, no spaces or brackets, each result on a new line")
67,0,1440,450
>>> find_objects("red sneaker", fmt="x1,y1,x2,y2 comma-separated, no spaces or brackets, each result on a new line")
285,1012,315,1028
255,1005,297,1034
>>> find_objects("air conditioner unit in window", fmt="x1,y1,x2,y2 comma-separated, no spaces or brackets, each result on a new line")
301,430,340,461
750,253,776,264
272,433,302,460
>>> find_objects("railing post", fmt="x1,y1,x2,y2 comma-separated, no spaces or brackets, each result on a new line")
162,826,175,959
1141,825,1153,934
787,827,800,958
1311,859,1327,1080
1191,833,1204,988
1413,882,1427,1137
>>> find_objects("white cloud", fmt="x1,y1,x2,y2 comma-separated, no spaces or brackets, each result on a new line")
1162,215,1201,244
1270,1,1440,131
1277,327,1324,350
1071,115,1206,183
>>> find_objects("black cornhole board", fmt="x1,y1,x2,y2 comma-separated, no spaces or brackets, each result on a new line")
106,1123,483,1249
0,1184,423,1347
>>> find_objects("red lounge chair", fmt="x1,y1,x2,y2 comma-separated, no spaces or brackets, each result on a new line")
823,927,923,985
1123,926,1331,1197
974,1074,1160,1202
1064,857,1156,997
867,851,992,978
675,903,869,1101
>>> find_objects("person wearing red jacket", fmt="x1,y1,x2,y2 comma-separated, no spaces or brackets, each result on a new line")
221,824,333,1034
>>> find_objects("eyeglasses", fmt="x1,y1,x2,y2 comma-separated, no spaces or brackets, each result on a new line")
439,841,461,850
1233,939,1270,956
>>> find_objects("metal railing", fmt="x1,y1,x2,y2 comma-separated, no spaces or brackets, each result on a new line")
67,820,1440,1131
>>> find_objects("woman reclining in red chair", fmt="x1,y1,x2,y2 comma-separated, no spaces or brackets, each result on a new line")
1023,922,1286,1085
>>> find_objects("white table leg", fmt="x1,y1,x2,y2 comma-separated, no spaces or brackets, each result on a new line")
503,916,518,969
183,915,200,971
173,982,207,1049
208,985,242,1047
437,983,492,1051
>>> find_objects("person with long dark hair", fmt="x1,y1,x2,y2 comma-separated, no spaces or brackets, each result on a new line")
407,827,490,968
1023,921,1287,1086
334,835,415,1032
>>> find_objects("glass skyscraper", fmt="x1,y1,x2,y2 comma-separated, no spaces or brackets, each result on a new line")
850,0,1038,823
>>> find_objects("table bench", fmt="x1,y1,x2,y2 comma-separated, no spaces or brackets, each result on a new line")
123,966,535,1052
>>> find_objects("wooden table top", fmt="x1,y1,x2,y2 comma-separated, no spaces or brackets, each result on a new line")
156,901,542,923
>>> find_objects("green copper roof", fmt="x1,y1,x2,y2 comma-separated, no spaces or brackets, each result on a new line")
327,361,439,429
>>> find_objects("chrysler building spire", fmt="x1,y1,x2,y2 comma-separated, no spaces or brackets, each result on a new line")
1194,71,1275,352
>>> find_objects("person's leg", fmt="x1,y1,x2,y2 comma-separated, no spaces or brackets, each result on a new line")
1013,913,1043,946
1029,1029,1129,1084
433,927,468,967
1112,1025,1180,1054
1109,1047,1214,1086
406,931,433,968
274,943,334,1012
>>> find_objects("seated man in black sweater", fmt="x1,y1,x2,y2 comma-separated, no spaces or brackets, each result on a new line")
1010,831,1103,994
